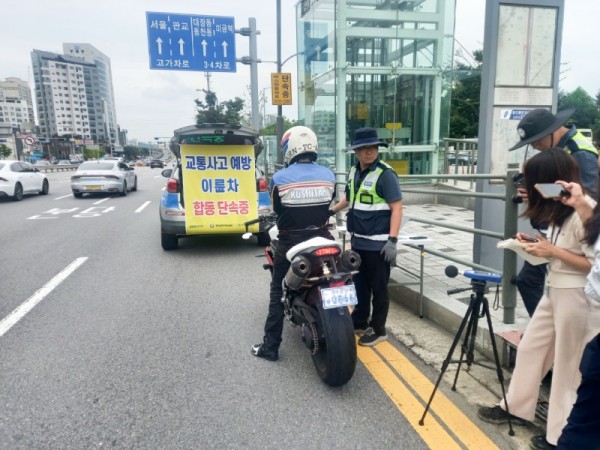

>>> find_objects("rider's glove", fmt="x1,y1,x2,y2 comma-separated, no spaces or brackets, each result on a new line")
380,236,398,266
328,209,336,217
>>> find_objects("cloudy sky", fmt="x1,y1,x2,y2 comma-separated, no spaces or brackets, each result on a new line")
1,0,596,143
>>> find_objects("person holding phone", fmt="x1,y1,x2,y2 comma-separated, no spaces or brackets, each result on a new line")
553,181,600,449
478,148,599,450
509,108,598,318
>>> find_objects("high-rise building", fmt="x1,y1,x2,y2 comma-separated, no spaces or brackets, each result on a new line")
0,77,35,131
31,44,119,148
63,43,119,147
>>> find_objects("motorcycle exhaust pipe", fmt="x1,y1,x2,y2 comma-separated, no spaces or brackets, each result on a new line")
284,256,311,290
340,250,361,271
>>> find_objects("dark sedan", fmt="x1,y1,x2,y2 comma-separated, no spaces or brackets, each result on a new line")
149,159,164,168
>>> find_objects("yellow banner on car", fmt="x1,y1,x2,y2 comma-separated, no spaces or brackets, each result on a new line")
181,144,258,235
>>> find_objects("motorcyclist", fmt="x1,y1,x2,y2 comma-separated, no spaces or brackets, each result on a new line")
251,126,336,361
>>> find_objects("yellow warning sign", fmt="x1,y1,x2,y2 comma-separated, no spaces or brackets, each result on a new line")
271,72,293,105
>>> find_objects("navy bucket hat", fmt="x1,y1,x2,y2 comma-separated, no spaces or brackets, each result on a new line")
348,127,388,151
508,108,575,151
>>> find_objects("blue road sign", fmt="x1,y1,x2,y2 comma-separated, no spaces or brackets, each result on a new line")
146,12,236,72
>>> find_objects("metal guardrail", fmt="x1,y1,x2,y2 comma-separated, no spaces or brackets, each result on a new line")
34,164,79,172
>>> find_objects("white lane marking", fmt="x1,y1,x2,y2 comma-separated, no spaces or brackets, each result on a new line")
55,194,72,200
0,257,88,338
135,201,151,213
93,198,110,205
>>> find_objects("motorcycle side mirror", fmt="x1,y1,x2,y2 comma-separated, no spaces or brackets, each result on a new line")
242,232,253,240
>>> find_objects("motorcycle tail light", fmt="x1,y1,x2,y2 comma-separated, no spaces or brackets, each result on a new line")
166,178,178,193
313,247,340,257
257,178,268,192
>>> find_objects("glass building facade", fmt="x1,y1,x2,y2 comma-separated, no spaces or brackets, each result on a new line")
296,0,455,175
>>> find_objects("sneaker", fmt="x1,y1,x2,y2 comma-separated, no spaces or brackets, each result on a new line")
477,405,530,426
358,328,388,346
530,435,556,450
354,326,368,335
251,343,278,361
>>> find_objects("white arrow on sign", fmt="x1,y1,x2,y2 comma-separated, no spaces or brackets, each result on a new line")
178,38,185,55
201,40,208,57
222,41,228,58
156,37,163,55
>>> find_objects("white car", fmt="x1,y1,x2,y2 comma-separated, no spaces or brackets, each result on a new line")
0,160,49,201
71,160,137,198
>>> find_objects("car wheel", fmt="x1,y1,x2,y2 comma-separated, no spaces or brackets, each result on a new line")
73,192,83,198
13,183,23,201
132,176,138,191
161,233,178,250
40,179,49,195
120,181,127,196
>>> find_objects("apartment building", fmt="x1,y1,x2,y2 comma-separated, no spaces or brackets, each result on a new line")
31,44,119,148
0,77,35,131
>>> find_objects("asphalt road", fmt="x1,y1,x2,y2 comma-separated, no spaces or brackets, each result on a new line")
0,166,516,449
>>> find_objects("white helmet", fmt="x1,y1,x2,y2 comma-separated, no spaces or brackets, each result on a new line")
281,126,318,166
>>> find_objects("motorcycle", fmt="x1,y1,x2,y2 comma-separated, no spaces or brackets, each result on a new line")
243,215,362,387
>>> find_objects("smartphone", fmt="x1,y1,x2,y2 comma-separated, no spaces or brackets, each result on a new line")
534,183,570,199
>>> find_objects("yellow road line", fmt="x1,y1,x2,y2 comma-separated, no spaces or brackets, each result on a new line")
358,345,461,450
358,341,499,450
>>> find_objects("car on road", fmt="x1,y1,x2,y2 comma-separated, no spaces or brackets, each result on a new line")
34,159,51,166
0,160,49,201
149,159,164,168
56,159,71,165
71,160,137,198
159,123,272,250
448,153,477,166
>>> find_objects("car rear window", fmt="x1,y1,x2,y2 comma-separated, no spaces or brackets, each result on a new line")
78,162,115,170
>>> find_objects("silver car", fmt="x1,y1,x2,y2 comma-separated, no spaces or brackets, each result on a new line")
71,160,137,198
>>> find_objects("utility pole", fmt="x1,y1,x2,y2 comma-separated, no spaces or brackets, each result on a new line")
237,18,261,132
276,0,283,164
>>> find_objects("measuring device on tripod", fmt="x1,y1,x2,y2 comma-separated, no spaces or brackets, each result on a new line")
419,265,517,436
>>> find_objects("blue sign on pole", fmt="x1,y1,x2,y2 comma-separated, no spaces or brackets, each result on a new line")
146,11,237,72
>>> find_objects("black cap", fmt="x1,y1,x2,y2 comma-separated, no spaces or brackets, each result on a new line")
508,108,575,151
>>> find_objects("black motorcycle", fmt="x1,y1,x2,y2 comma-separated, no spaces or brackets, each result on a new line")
243,215,361,386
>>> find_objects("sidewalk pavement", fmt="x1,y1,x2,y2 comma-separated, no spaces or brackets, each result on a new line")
335,184,549,450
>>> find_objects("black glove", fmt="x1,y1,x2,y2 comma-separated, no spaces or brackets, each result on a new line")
328,209,336,217
380,237,398,266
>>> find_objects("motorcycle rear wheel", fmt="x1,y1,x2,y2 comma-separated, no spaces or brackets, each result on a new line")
310,290,357,387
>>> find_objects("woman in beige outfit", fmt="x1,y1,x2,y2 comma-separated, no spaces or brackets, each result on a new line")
478,148,600,450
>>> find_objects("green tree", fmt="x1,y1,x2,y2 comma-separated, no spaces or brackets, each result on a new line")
123,145,141,161
449,49,483,139
0,144,11,159
259,117,298,135
558,87,599,129
195,90,244,125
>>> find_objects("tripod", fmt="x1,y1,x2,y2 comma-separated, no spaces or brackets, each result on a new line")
419,278,516,436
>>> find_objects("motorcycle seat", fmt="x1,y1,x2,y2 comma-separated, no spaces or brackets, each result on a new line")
286,237,342,261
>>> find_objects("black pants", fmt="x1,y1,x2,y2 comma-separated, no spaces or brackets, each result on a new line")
351,248,391,336
262,231,332,352
556,333,600,450
515,261,547,317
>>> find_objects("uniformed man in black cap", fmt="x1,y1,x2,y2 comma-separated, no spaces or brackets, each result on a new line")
510,108,599,317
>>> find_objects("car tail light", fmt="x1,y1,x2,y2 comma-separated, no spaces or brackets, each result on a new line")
0,177,8,182
166,178,178,193
313,246,341,257
258,178,268,192
104,175,120,179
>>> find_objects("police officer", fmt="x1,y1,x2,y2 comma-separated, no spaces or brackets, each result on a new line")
509,108,599,317
330,127,403,346
251,126,336,361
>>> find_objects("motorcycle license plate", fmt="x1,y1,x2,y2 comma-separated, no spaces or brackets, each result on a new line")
321,285,358,309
